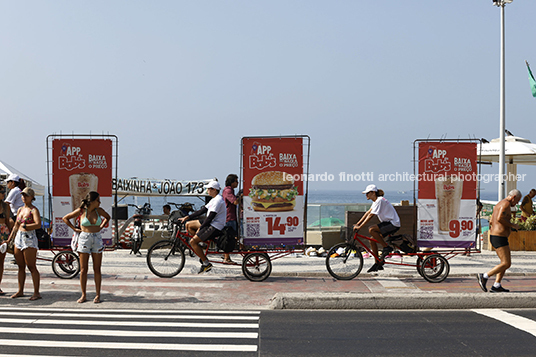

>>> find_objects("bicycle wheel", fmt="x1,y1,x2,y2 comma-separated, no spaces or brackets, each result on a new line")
326,242,363,280
420,254,449,283
52,251,80,279
146,240,185,278
242,253,272,282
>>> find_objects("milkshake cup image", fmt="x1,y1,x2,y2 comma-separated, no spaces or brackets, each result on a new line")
69,173,99,211
435,175,463,235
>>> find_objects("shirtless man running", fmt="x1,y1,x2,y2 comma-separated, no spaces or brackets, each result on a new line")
477,189,521,293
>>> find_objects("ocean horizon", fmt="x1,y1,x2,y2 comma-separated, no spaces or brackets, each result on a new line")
35,189,501,220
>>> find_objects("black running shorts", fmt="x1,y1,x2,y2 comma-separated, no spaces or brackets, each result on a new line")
197,225,221,242
378,221,400,237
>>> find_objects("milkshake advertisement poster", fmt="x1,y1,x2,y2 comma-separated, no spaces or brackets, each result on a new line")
51,139,113,244
241,137,304,246
417,142,477,248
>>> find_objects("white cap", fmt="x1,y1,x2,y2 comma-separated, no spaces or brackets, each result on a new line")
362,184,378,194
206,180,221,191
0,243,6,254
7,174,20,182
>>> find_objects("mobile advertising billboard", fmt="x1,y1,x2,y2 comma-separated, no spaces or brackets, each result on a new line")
417,142,477,248
51,139,113,246
241,137,305,246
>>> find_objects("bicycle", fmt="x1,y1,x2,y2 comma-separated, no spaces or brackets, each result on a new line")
325,229,451,283
127,203,152,256
146,220,275,282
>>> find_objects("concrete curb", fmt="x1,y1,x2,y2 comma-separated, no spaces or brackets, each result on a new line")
269,272,536,278
270,292,536,310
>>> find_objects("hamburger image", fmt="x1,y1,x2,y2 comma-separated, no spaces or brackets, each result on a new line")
249,171,299,211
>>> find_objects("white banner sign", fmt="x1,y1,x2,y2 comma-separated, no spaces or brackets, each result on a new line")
113,178,211,196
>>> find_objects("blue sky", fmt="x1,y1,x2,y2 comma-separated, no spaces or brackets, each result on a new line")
1,1,535,197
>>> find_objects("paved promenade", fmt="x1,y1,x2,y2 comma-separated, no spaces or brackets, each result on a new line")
1,249,535,310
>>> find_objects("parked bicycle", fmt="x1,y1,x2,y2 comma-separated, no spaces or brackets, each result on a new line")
127,203,152,256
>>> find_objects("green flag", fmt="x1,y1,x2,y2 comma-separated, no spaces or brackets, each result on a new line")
526,60,536,98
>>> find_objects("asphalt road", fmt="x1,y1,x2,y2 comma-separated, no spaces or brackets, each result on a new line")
260,309,536,356
1,308,535,356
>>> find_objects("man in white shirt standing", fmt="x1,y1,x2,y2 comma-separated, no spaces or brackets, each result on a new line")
353,184,401,272
179,180,226,273
5,174,24,218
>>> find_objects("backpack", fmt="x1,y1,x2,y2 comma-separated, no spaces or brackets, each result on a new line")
36,228,51,249
387,234,417,253
216,226,237,253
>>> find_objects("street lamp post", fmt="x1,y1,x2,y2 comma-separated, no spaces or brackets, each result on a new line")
493,0,513,201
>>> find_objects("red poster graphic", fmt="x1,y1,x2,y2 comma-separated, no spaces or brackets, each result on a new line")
242,137,304,245
417,142,477,248
52,139,113,245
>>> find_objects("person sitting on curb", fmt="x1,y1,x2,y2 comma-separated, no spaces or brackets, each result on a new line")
353,184,401,273
179,180,226,273
520,189,536,219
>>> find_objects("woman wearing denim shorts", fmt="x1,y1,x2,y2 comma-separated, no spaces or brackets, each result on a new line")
63,191,110,303
7,187,42,301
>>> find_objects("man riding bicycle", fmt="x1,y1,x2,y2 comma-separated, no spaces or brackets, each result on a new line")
353,184,400,273
179,180,226,273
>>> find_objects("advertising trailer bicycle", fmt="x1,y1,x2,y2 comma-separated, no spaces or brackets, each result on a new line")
45,133,212,279
326,138,483,283
45,134,118,279
146,135,311,281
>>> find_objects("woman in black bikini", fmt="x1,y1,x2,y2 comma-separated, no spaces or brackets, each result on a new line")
63,191,110,304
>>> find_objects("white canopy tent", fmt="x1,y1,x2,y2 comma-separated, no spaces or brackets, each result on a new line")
0,159,45,196
478,135,536,196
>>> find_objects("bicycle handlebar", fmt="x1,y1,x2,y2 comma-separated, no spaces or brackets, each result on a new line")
127,203,153,214
167,202,194,208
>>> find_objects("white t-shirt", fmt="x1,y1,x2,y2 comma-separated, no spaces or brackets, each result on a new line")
5,187,23,216
205,194,226,230
370,197,400,227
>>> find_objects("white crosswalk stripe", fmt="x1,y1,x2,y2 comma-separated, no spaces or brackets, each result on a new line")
473,309,536,338
0,308,260,355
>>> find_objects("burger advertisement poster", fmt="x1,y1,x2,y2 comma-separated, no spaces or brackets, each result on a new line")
241,137,304,245
417,142,477,248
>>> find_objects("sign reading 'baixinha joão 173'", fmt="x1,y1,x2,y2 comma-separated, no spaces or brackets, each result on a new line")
112,178,211,196
417,142,477,248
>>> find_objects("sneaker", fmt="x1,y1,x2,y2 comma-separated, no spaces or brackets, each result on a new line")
377,263,384,271
490,285,510,293
477,274,488,292
367,263,380,273
367,262,384,273
198,263,213,274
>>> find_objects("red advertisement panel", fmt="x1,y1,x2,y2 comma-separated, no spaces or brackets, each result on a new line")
417,142,477,248
242,137,304,245
52,139,113,245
